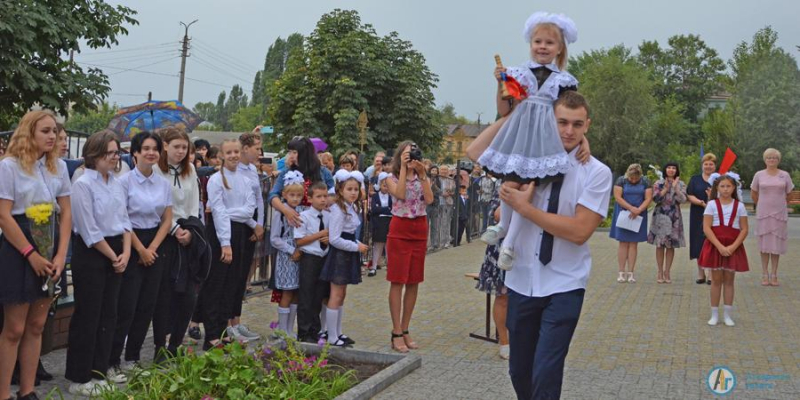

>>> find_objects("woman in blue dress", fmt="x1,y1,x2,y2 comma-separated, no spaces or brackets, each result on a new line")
610,164,652,283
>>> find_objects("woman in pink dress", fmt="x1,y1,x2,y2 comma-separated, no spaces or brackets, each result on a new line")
750,148,795,287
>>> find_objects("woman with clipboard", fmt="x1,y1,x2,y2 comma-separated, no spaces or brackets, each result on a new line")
609,164,652,283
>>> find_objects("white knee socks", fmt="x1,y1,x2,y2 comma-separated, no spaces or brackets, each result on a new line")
723,305,734,326
326,307,340,344
338,306,346,339
288,304,298,337
277,307,290,333
320,304,328,334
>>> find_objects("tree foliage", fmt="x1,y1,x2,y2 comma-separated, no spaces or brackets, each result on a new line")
0,0,138,127
193,84,249,131
64,102,118,134
268,9,442,157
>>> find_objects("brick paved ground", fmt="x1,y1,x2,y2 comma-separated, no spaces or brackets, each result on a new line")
28,217,800,399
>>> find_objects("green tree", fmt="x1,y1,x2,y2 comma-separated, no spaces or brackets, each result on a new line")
0,0,138,127
64,102,118,134
638,35,725,123
438,103,473,125
252,34,304,117
193,101,216,123
268,9,442,157
230,106,264,132
573,45,657,175
728,27,800,184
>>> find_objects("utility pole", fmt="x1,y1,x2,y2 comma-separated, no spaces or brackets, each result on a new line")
178,19,198,103
476,112,483,126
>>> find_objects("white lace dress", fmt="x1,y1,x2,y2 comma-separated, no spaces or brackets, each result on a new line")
478,61,577,181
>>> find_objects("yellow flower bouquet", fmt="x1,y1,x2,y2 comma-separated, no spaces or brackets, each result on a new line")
24,203,55,259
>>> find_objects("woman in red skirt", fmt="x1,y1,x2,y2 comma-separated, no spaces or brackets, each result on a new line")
385,141,434,353
698,173,749,327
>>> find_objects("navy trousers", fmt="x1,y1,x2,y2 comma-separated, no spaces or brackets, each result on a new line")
506,288,585,400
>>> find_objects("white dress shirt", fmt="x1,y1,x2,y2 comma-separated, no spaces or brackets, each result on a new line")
238,162,264,227
71,169,132,247
505,149,612,298
207,167,257,247
328,202,361,252
270,208,296,255
153,163,200,233
120,167,173,230
0,156,71,214
294,207,331,257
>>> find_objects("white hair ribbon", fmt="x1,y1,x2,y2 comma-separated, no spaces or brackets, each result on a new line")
334,169,364,184
523,12,578,44
283,170,305,186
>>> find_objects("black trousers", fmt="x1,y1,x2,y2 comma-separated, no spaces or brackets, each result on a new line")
200,221,250,344
109,228,164,365
65,235,123,384
152,236,199,354
296,253,328,341
456,218,468,246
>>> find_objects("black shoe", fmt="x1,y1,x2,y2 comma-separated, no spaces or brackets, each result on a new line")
318,331,328,341
707,280,712,285
17,391,40,400
339,335,355,346
367,269,377,277
695,278,706,284
36,359,53,381
188,326,202,340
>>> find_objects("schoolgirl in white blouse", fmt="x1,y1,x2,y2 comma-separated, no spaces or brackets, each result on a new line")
109,131,173,372
65,130,132,395
200,139,258,349
0,110,72,400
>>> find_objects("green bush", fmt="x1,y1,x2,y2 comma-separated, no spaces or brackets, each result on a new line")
86,339,356,400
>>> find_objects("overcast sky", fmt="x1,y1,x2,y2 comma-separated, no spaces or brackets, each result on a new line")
90,0,798,124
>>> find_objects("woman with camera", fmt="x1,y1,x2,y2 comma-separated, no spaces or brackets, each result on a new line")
385,142,434,353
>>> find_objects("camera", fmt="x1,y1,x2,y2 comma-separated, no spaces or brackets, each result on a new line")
409,143,423,162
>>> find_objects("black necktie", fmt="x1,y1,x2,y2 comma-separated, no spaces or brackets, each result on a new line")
539,179,563,265
318,213,327,251
169,165,182,188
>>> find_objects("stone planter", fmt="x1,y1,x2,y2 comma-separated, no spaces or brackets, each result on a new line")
294,342,421,400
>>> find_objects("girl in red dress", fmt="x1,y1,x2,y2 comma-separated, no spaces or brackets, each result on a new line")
698,173,749,326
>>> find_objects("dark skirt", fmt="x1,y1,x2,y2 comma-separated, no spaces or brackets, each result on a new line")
0,215,58,305
320,232,362,286
371,215,391,243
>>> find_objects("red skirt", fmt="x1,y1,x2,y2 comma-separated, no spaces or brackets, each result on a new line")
386,216,428,284
698,225,749,272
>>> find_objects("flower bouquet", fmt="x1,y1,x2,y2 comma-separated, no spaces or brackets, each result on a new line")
24,203,58,295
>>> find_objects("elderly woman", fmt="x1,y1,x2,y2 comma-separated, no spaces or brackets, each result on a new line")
751,148,794,286
610,164,653,283
647,162,687,284
687,154,717,284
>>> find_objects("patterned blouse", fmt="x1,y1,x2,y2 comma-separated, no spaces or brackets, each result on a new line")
390,175,427,218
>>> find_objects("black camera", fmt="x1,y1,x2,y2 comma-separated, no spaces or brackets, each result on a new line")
409,143,423,162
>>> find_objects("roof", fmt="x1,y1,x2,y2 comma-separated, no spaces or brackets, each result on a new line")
446,124,491,138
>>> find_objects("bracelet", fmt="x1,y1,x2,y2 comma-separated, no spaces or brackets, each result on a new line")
23,247,36,259
20,244,34,257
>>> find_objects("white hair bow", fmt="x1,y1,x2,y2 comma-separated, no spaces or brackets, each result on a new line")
523,12,578,44
707,172,742,186
648,164,663,181
334,169,364,184
283,170,305,186
378,172,390,183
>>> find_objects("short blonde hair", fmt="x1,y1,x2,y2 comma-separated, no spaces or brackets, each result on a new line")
702,153,717,164
624,163,643,180
282,181,305,196
763,148,781,162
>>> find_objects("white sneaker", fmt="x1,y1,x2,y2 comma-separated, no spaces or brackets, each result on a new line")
69,379,110,396
120,360,138,372
106,367,127,384
708,315,719,326
481,225,506,246
723,315,735,327
499,344,510,360
235,324,261,340
497,247,515,271
226,326,249,343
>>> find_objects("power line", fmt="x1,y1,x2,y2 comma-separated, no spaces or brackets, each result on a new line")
75,42,177,57
75,61,178,78
191,55,252,85
108,56,180,76
73,49,179,65
191,44,258,76
192,39,261,72
184,76,236,89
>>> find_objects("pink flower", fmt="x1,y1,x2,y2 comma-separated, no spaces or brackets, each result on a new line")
201,396,214,400
319,359,328,367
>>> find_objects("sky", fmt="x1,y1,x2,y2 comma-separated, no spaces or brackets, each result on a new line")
87,0,800,124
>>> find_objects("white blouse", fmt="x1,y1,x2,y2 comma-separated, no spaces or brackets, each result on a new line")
0,156,71,214
153,163,200,233
120,167,173,230
270,209,296,255
328,202,361,252
71,169,132,247
207,167,257,247
294,207,330,257
238,162,264,227
704,200,748,229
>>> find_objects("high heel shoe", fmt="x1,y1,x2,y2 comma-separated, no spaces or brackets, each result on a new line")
391,332,408,353
402,330,419,350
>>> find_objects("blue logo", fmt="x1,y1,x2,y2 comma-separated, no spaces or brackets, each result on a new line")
707,366,736,395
